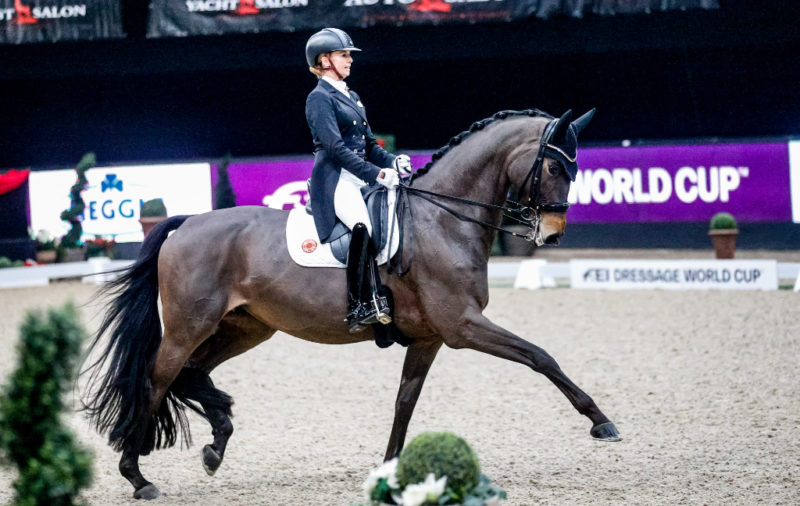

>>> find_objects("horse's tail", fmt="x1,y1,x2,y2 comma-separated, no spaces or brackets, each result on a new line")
82,215,190,454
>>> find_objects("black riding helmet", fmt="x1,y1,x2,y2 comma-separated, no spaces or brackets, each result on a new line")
305,28,361,67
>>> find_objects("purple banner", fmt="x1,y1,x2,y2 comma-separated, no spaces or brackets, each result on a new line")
570,143,791,223
211,159,313,209
210,155,432,210
212,142,791,224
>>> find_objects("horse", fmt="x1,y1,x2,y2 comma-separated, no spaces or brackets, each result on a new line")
82,108,621,500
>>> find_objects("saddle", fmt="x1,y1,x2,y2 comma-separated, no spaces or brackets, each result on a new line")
308,184,390,265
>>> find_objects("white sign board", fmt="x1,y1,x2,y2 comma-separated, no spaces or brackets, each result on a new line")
790,140,800,223
29,163,212,243
570,259,778,291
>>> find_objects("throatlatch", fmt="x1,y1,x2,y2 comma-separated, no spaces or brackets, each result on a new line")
346,223,391,334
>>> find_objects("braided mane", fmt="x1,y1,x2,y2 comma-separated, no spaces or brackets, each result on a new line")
411,108,553,181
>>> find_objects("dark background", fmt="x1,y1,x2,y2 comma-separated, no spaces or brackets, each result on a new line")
2,0,798,169
1,0,799,249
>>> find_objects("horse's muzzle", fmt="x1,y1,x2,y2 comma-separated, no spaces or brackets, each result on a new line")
539,213,567,246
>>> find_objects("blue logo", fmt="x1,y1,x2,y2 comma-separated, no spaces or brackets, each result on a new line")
101,174,123,192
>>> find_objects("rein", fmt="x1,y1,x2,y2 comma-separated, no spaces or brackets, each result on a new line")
400,185,538,240
400,117,570,242
387,117,573,276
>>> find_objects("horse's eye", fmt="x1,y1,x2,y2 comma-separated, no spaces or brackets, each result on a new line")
548,162,562,176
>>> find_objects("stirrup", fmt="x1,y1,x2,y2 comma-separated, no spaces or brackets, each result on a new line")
346,305,368,333
359,295,391,326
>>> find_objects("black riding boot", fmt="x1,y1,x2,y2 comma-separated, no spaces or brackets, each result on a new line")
360,241,391,327
346,223,369,333
346,223,391,333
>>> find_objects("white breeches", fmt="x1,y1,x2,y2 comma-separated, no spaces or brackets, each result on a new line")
334,170,372,236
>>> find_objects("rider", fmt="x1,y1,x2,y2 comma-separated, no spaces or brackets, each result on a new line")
304,28,413,334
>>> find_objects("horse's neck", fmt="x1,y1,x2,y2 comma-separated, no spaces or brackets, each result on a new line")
411,119,541,260
418,119,539,209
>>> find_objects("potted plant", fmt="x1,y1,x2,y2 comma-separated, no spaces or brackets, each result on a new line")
139,198,168,238
360,432,506,505
33,229,58,264
57,153,95,263
709,212,738,259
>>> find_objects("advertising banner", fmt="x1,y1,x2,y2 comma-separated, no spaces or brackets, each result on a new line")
1,0,123,44
217,143,792,225
570,259,778,291
569,143,791,224
212,153,431,209
29,163,212,243
147,0,718,38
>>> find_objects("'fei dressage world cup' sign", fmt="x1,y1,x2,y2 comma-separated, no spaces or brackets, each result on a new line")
570,259,778,291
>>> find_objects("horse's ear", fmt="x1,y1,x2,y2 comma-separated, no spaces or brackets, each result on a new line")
571,108,596,135
552,109,573,142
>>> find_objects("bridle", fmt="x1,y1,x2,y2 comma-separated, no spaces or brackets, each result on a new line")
401,117,571,245
517,118,572,215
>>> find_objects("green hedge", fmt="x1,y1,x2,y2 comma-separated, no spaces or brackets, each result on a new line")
0,303,92,505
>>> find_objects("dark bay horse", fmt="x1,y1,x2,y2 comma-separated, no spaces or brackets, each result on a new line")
83,109,621,499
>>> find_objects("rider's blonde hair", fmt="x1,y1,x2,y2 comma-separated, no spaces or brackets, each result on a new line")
308,53,328,78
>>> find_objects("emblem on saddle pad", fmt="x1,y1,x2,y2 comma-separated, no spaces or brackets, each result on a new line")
301,239,318,253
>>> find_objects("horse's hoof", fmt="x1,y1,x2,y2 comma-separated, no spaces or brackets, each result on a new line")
202,444,223,476
591,421,622,442
133,483,162,500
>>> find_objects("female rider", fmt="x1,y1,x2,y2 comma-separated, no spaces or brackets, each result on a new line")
304,28,413,334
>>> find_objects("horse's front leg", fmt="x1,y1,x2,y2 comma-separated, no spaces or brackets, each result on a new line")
384,339,443,460
445,310,621,441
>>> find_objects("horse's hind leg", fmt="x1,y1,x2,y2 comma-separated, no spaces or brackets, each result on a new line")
168,367,234,476
118,300,229,499
444,311,621,441
185,310,278,476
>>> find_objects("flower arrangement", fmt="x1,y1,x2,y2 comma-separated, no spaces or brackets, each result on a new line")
32,229,59,252
85,235,115,259
360,432,506,506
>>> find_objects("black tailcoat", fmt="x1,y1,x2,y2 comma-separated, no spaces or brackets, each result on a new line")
305,79,396,242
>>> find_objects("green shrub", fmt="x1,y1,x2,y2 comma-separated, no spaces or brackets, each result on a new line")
140,198,167,217
396,432,480,501
59,153,95,249
0,303,92,505
710,212,737,230
0,257,25,268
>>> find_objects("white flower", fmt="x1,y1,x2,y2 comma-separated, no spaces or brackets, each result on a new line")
35,229,53,243
363,457,400,499
392,473,447,506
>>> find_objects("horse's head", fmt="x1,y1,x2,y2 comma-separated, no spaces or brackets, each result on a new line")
512,109,595,246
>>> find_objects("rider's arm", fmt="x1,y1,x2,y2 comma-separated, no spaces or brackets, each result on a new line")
306,91,383,183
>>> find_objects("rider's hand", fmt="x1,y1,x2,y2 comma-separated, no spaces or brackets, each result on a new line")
376,169,400,189
392,154,413,178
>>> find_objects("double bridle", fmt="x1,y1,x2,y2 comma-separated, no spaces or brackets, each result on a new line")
401,118,571,245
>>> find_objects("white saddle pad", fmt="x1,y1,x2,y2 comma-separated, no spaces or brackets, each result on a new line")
286,189,400,268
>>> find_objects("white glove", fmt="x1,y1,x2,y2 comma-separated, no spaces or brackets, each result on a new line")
392,154,413,177
376,169,399,189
